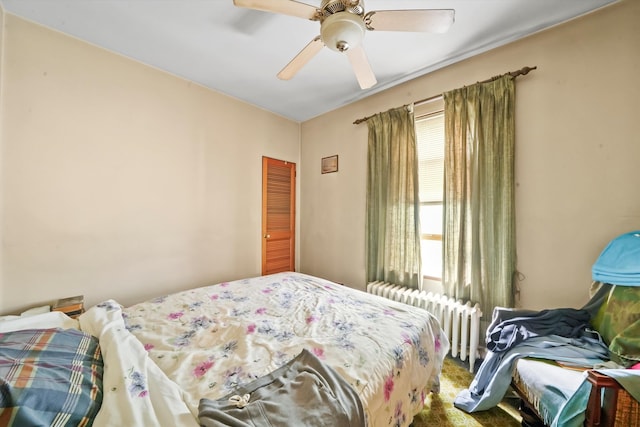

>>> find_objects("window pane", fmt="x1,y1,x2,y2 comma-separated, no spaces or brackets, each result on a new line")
416,109,444,280
415,114,445,203
420,204,442,235
421,239,442,279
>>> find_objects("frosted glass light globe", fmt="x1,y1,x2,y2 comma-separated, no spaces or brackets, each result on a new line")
321,12,366,52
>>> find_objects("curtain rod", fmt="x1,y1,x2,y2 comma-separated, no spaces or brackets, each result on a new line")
353,65,537,125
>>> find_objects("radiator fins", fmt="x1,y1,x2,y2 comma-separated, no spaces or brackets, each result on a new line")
367,281,482,373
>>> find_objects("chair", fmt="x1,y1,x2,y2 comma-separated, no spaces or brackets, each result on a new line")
511,231,640,427
585,370,640,427
511,360,640,427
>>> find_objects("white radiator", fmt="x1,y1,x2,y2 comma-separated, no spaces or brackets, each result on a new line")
367,281,482,372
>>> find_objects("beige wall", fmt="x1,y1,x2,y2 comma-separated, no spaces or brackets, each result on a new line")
300,0,640,310
0,14,300,314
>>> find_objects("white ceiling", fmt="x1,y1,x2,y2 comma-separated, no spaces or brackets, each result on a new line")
1,0,618,122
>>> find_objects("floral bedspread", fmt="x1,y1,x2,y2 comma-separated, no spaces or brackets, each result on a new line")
79,301,199,427
122,272,449,427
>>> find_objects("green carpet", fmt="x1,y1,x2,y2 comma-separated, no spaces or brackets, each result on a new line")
411,357,522,427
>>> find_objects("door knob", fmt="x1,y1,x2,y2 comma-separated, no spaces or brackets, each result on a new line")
264,234,270,239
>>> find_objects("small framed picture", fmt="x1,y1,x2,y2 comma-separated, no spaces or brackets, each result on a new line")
321,155,339,174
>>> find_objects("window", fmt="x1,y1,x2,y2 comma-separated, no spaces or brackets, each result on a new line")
415,101,444,279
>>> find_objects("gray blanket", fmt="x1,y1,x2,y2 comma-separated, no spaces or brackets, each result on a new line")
486,308,591,353
454,333,609,413
454,283,614,414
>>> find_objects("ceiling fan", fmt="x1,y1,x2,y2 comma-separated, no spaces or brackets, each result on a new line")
232,0,455,89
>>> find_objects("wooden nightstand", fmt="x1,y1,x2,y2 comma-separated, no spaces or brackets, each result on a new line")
52,295,85,318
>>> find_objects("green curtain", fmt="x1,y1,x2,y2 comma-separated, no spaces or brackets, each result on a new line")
442,75,516,331
366,106,422,289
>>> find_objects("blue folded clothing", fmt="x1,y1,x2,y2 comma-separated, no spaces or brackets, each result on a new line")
592,231,640,286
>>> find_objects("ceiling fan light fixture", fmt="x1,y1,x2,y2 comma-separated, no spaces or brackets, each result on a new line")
320,12,365,53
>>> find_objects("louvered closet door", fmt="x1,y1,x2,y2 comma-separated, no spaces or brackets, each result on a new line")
262,157,296,275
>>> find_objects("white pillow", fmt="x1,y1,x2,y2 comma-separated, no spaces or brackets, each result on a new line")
0,311,79,332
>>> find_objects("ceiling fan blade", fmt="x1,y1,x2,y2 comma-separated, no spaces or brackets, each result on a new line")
277,36,324,80
233,0,319,20
365,9,455,33
346,45,377,90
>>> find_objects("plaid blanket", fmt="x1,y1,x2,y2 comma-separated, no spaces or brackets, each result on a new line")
0,328,103,426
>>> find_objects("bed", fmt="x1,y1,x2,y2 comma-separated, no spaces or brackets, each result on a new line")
1,272,449,426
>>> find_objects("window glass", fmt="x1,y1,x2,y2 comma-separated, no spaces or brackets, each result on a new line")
415,102,444,280
416,114,444,203
421,238,443,279
420,204,442,236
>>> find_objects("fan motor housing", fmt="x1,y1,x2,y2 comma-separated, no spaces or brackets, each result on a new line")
320,0,365,18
